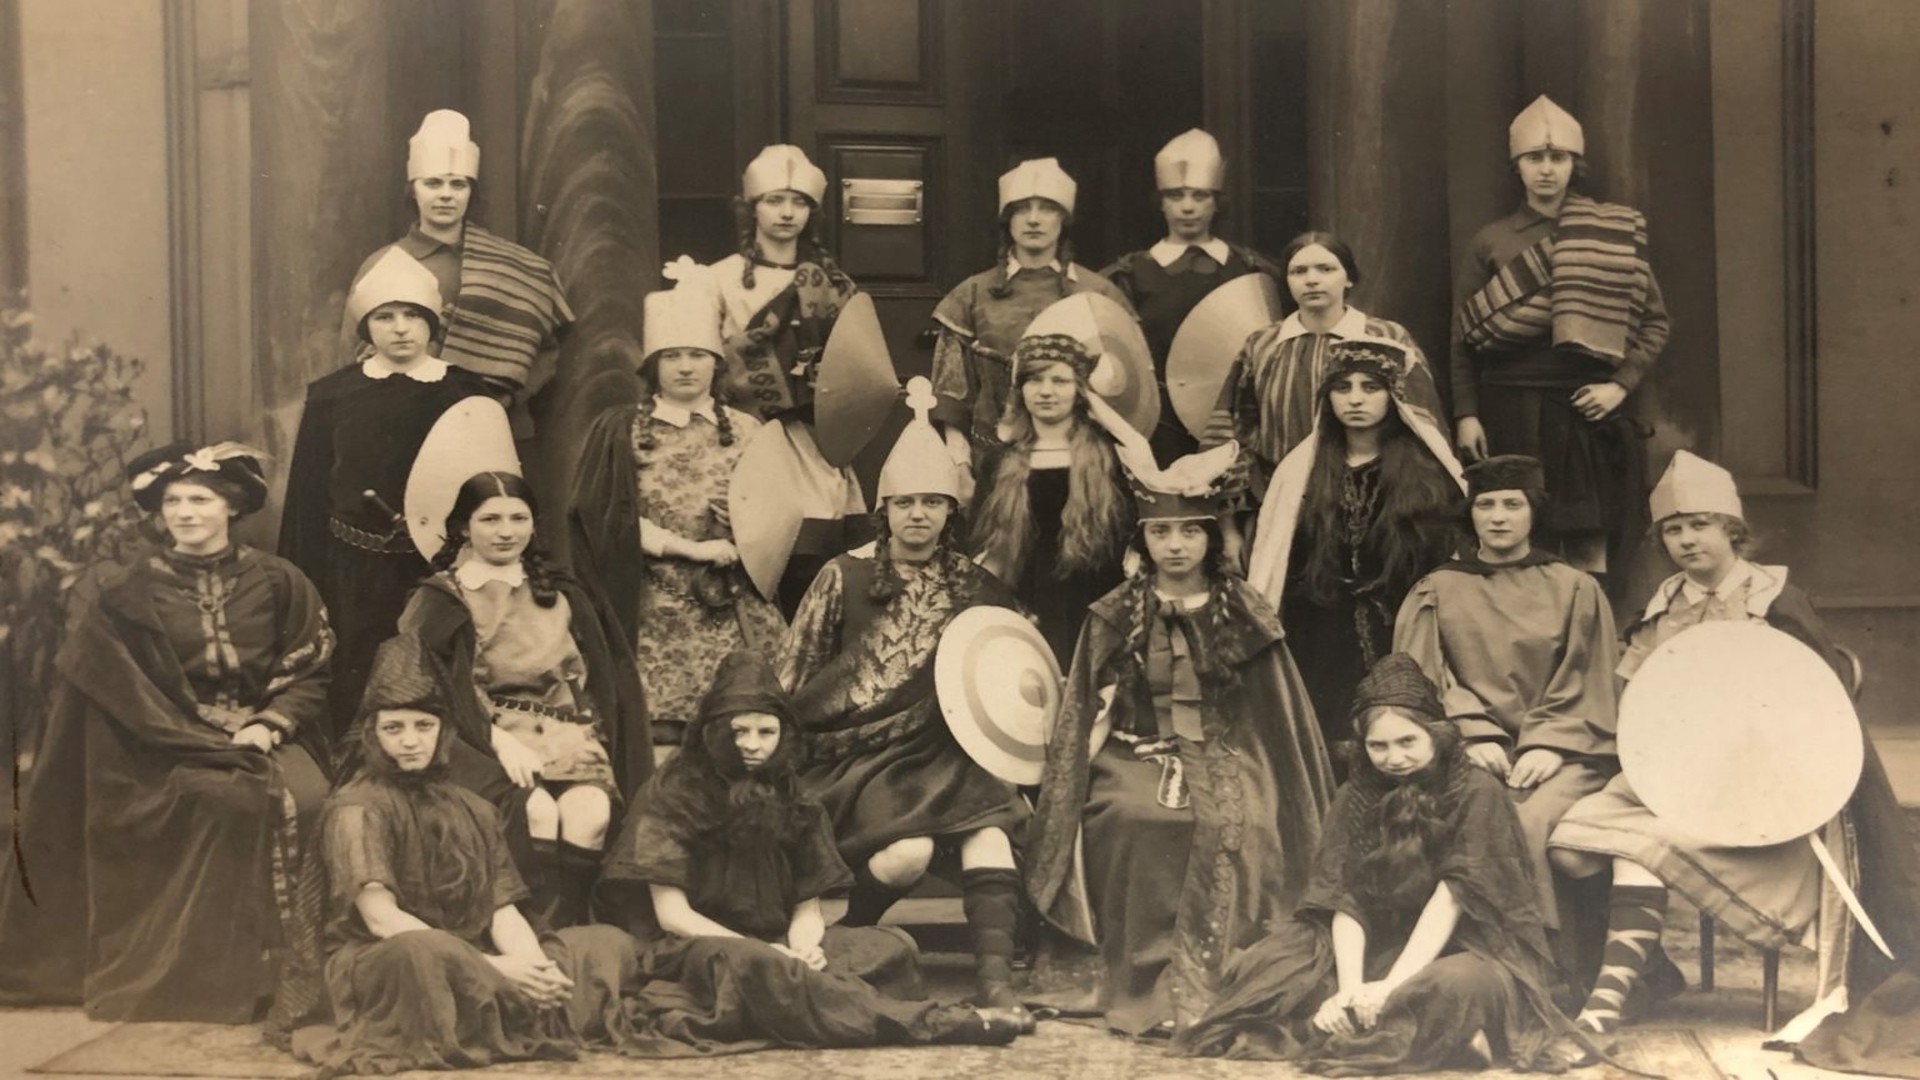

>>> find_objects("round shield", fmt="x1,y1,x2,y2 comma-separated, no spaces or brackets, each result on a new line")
1025,293,1159,438
814,292,900,468
1167,273,1282,438
936,606,1064,785
1618,621,1861,847
727,422,807,601
403,396,521,559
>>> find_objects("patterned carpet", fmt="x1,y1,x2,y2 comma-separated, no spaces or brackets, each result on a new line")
29,1018,1729,1080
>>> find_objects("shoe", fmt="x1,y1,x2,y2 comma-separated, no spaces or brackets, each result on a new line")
935,1008,1026,1046
977,983,1038,1033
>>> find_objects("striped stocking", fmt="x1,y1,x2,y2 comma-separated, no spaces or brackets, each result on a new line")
1576,883,1669,1036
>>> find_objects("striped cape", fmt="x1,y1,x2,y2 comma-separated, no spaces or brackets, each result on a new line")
1460,195,1654,363
438,225,574,388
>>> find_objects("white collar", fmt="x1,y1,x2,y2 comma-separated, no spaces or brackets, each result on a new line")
1005,255,1077,282
651,395,720,428
1641,560,1789,621
455,557,527,591
1149,238,1232,268
362,354,450,382
1274,305,1371,343
1152,588,1210,611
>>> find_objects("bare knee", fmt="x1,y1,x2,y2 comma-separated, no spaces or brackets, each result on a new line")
958,826,1014,871
525,787,560,841
1612,858,1663,889
867,837,935,889
555,785,611,850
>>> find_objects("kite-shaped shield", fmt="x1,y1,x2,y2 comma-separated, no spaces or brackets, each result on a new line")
1166,272,1282,438
403,396,520,560
813,292,899,468
728,422,808,601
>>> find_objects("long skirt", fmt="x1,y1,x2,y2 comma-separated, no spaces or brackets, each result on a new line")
1081,745,1197,1034
1179,918,1516,1074
292,924,637,1078
1549,772,1822,950
1509,758,1614,932
621,925,984,1055
802,717,1026,867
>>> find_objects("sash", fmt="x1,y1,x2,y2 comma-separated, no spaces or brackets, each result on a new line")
731,262,857,416
1460,195,1652,363
438,225,574,388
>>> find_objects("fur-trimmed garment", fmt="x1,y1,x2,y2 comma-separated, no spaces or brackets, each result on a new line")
1025,577,1334,1033
1175,759,1573,1072
0,545,332,1021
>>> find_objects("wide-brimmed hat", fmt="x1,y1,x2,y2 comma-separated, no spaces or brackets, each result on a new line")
128,441,271,515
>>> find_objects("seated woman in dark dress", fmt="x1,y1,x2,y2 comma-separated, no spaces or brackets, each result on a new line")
0,442,331,1022
599,651,1027,1054
1175,654,1597,1073
1025,456,1334,1036
294,636,637,1078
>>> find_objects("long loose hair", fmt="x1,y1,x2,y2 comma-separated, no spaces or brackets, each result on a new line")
969,356,1131,585
1345,706,1465,915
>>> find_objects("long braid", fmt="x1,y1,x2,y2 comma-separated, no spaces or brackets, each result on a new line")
713,400,737,448
867,513,899,605
1056,237,1077,298
632,397,659,454
732,196,760,290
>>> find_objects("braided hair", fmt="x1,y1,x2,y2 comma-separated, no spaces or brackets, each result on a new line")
428,471,570,608
1104,519,1243,705
632,350,738,453
731,193,854,293
988,198,1077,300
867,496,977,607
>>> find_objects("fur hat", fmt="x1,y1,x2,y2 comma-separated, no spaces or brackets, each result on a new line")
1463,454,1547,498
127,441,270,515
1350,652,1444,727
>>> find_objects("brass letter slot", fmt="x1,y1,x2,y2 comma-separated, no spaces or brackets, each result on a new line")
842,178,924,225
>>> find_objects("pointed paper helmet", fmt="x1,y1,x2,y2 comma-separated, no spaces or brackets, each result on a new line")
1509,94,1585,158
1154,128,1226,191
743,144,828,203
347,247,445,334
407,109,481,180
1133,443,1237,523
643,257,723,361
998,157,1077,215
878,377,960,499
1649,449,1743,523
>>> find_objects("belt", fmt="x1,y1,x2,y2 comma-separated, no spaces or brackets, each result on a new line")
329,516,414,554
489,695,584,724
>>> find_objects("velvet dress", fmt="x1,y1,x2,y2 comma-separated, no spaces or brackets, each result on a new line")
1026,578,1335,1035
1175,757,1577,1073
0,545,332,1021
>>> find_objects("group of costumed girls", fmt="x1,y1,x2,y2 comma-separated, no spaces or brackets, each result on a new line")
4,92,1920,1080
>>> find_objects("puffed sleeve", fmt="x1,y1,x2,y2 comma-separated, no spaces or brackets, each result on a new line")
1513,573,1620,756
776,559,846,700
1392,575,1510,746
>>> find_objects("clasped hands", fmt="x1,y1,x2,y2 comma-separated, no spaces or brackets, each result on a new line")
1312,980,1394,1036
487,951,574,1008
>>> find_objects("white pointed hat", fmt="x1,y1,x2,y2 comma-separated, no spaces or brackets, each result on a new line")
1649,450,1743,524
408,109,481,180
347,247,445,331
878,377,960,499
1154,129,1225,191
644,257,723,360
1509,95,1584,158
998,158,1077,215
743,144,828,203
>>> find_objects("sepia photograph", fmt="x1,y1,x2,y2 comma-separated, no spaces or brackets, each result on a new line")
1,1,1917,1077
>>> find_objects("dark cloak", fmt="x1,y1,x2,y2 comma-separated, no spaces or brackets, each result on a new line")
1024,577,1335,1030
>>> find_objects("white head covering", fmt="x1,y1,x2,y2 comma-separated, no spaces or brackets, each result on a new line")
643,258,723,360
407,109,481,180
1649,450,1744,524
743,144,828,203
347,247,445,330
1508,95,1585,158
998,158,1077,215
878,377,959,499
1153,129,1226,191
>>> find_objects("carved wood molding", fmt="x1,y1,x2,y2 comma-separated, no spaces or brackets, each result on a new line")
163,0,203,441
1781,0,1818,488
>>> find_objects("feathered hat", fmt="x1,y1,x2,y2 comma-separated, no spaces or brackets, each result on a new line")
127,441,271,515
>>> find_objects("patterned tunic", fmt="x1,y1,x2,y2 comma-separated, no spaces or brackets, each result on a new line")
629,403,786,725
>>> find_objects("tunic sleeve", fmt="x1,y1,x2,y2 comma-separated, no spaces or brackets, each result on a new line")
618,811,695,890
787,804,855,902
1514,574,1620,756
278,384,337,582
1201,337,1260,506
1295,786,1367,925
486,811,532,911
1392,576,1509,745
321,802,397,907
1611,267,1670,394
776,560,846,699
1448,230,1497,419
930,281,978,429
253,560,334,739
